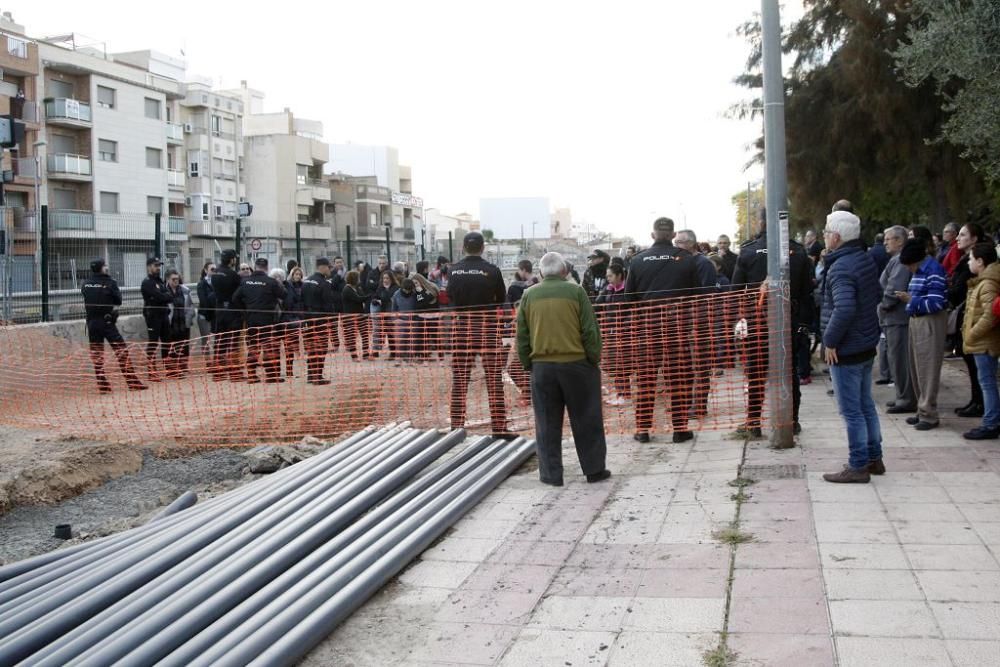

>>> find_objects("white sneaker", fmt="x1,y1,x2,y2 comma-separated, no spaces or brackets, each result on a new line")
605,395,627,406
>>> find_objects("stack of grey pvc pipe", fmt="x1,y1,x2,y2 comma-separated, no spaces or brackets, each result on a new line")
0,423,535,666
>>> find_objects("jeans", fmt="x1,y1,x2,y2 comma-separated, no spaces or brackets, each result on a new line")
830,358,883,470
974,354,999,429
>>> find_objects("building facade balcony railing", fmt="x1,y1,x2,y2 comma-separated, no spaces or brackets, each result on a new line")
168,217,186,234
167,169,185,188
50,209,95,231
6,34,27,59
44,98,92,124
166,122,184,143
47,153,92,177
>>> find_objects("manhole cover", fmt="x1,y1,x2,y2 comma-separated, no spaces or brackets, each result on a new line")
740,464,804,480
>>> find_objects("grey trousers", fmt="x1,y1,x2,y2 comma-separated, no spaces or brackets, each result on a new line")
908,311,948,424
878,333,892,382
885,324,916,409
531,360,608,483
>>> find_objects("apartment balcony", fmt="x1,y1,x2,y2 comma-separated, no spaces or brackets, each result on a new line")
0,33,38,76
0,98,40,125
47,154,92,181
167,169,185,189
44,98,92,127
166,122,184,144
188,220,236,238
49,209,95,231
14,156,39,183
297,223,331,241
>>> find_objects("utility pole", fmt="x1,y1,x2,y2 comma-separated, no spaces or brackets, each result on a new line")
762,0,794,449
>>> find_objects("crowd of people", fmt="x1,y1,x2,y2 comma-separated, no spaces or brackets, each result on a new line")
77,205,994,485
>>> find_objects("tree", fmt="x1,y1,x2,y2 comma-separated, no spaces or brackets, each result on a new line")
895,0,1000,184
482,229,495,242
731,185,765,244
732,1,994,230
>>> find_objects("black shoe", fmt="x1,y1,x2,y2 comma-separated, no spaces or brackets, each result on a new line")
955,401,975,414
308,378,332,386
827,389,835,396
246,376,262,384
875,379,893,385
886,401,896,408
867,459,886,475
98,384,112,394
586,470,612,483
540,477,564,487
906,416,921,426
672,431,694,443
633,432,650,443
958,404,984,418
964,427,1000,440
914,421,939,431
264,377,286,384
793,422,802,435
127,383,148,392
491,432,519,442
887,405,917,414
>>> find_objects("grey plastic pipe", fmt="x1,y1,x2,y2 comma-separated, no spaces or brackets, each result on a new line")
31,429,467,667
148,491,198,523
201,439,535,667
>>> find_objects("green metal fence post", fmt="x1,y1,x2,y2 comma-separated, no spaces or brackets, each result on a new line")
40,205,49,322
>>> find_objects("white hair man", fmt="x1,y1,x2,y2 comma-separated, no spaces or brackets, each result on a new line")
516,251,610,485
879,225,918,417
820,209,884,483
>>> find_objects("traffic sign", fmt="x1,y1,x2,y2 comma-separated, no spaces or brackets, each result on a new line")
249,238,262,252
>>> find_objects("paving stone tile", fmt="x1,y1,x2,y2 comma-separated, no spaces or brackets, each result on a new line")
728,633,835,666
915,570,1000,602
354,585,454,620
460,562,559,594
811,502,888,523
947,487,1000,504
819,543,910,570
829,600,939,638
655,519,722,544
743,480,811,504
406,622,520,666
636,567,729,599
935,472,1000,487
528,595,631,631
824,569,924,601
930,601,1000,640
487,539,577,566
397,560,480,589
498,628,617,666
971,522,1000,546
735,542,821,570
893,521,982,545
946,639,1000,667
883,502,967,523
807,482,881,503
869,471,941,486
547,566,645,598
814,520,898,544
302,613,423,666
740,502,813,522
956,505,1000,523
623,597,726,633
450,518,520,541
508,516,593,543
903,544,1000,571
607,631,718,666
665,502,737,523
727,597,830,635
875,485,953,504
435,588,544,625
835,637,951,667
420,537,503,563
730,568,825,600
483,503,537,522
741,519,816,543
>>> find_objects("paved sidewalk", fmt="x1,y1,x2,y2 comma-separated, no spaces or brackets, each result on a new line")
305,365,1000,666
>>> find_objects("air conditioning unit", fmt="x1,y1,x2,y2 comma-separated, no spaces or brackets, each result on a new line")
184,196,192,207
183,123,194,133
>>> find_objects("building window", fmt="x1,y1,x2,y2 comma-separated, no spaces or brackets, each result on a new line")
189,160,200,177
370,212,378,227
147,196,163,215
211,115,221,136
96,85,115,109
53,188,76,210
296,164,308,185
100,191,119,214
146,147,163,169
98,139,117,162
201,202,209,221
144,97,161,120
214,204,223,220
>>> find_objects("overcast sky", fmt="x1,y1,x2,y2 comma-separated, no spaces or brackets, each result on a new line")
19,1,804,243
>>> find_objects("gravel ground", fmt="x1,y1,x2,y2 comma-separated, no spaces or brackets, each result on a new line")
0,448,249,565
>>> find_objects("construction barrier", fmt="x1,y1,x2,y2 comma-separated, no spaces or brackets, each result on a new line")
0,288,791,446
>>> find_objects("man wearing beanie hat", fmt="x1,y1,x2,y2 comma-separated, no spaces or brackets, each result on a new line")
894,237,949,431
820,209,884,483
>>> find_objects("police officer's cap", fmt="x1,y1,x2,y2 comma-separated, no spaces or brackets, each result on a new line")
221,249,238,263
146,256,162,266
90,258,107,273
652,217,675,232
316,257,331,267
254,257,268,268
465,232,485,244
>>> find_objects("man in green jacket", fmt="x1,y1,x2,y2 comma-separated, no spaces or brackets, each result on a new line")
517,252,610,486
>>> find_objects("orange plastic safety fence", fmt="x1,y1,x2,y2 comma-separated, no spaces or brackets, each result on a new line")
0,290,795,446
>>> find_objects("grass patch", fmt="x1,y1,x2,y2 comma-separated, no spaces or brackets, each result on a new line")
713,524,755,545
727,477,756,488
702,643,737,667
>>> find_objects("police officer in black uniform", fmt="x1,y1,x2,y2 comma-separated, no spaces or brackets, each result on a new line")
301,257,336,385
732,210,815,437
447,232,514,439
82,259,146,393
211,249,245,382
232,257,286,383
140,257,172,382
625,217,699,443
